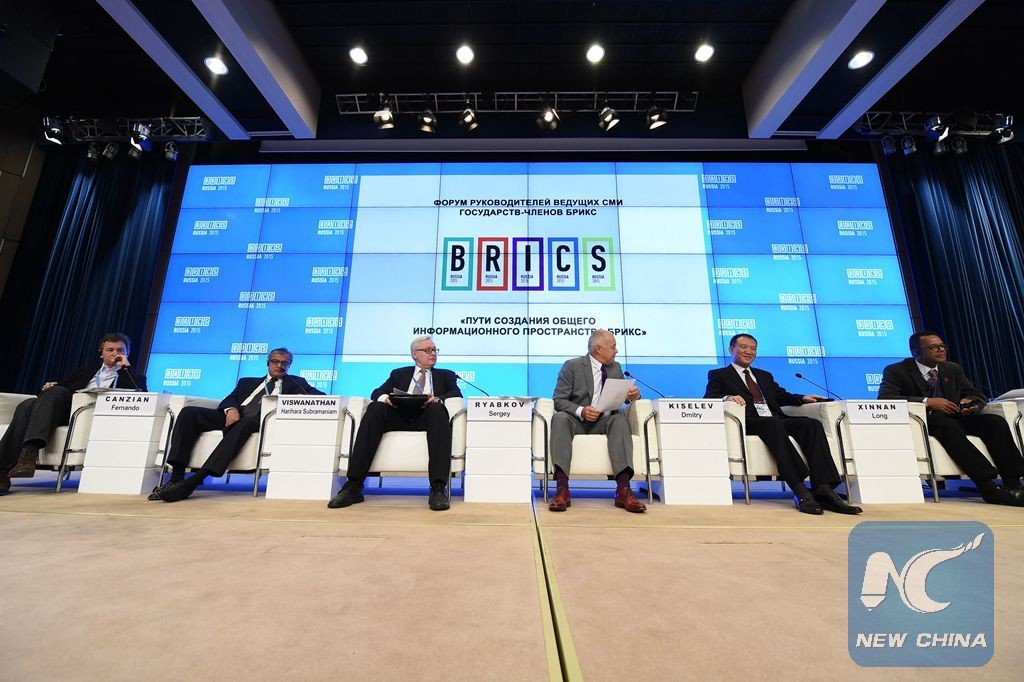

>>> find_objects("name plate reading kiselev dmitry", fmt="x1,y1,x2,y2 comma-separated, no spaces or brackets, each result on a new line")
846,400,909,425
278,395,343,420
657,399,725,424
94,392,167,416
467,397,533,421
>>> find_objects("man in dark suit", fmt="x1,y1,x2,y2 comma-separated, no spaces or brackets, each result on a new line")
0,332,146,495
328,335,462,511
704,333,862,515
548,329,646,513
877,331,1024,506
153,347,323,502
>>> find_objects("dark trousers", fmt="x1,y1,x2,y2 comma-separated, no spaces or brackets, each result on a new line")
165,406,261,478
0,386,73,470
746,415,840,491
345,401,452,485
927,411,1024,483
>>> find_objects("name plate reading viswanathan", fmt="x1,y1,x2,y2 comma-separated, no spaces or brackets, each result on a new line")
94,392,168,416
278,395,343,420
467,397,533,421
845,400,909,424
657,399,725,423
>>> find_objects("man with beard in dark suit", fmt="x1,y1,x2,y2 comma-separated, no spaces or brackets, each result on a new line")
153,347,323,502
1,333,146,494
704,333,862,515
878,331,1024,506
328,335,462,511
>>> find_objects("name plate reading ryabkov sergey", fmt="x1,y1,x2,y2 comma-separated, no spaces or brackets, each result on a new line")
94,392,166,416
656,399,725,424
278,395,343,420
467,397,533,421
846,400,909,425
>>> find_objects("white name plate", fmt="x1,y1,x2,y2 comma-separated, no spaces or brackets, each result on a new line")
657,399,724,423
467,397,533,421
845,400,908,424
94,392,168,416
278,395,343,420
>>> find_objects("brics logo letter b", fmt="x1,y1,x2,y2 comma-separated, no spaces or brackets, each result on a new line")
442,236,614,292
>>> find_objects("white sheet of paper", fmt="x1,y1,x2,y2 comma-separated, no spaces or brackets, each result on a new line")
593,378,635,413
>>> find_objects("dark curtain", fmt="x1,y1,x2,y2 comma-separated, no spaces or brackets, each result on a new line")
886,142,1024,395
1,146,174,392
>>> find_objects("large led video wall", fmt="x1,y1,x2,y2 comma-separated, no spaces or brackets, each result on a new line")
147,162,913,399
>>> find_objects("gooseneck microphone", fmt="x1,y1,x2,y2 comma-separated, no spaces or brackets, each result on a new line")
623,370,666,399
283,373,309,395
116,362,140,390
794,372,843,401
456,375,491,396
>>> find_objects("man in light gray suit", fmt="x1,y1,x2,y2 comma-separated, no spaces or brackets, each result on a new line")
549,329,646,513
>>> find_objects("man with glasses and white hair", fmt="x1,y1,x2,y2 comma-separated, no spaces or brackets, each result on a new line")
329,335,462,511
152,347,322,502
878,331,1024,506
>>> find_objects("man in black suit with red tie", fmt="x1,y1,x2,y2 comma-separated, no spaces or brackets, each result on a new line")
153,347,323,502
0,333,146,494
328,335,462,511
704,333,862,515
878,331,1024,506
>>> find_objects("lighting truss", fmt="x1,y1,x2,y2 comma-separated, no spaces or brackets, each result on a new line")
336,91,698,116
856,111,1009,137
55,117,210,143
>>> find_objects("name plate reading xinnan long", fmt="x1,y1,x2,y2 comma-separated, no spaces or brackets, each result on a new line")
467,397,533,421
845,400,909,424
278,395,343,420
657,399,725,423
94,392,167,416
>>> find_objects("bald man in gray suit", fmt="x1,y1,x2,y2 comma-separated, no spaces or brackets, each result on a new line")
549,329,646,513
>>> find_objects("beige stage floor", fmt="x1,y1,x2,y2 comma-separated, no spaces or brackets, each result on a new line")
1,485,1021,681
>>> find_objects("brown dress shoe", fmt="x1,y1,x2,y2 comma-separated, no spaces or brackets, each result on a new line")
614,487,646,513
8,445,40,478
0,469,11,495
548,487,571,511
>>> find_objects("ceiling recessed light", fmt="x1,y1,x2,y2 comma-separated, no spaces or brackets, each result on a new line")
204,56,228,75
586,44,605,64
349,47,368,65
694,44,714,63
848,50,875,69
456,44,474,65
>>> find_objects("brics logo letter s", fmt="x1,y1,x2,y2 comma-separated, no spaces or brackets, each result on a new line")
442,237,614,292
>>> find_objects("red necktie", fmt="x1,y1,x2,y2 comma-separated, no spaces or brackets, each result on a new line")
743,369,764,403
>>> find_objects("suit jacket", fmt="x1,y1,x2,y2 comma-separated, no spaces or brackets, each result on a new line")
553,355,626,415
369,366,462,401
877,357,985,405
218,374,324,413
57,366,148,392
703,365,804,420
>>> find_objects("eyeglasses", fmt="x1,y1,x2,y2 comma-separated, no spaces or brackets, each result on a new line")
268,359,292,367
922,344,947,352
414,347,439,355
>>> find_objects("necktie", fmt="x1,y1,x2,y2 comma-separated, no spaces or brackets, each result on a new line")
926,369,938,397
266,378,277,395
600,365,608,389
411,369,426,395
743,369,765,403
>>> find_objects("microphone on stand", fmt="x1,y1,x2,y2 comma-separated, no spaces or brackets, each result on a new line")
456,375,491,396
623,370,666,399
794,373,843,401
283,373,310,395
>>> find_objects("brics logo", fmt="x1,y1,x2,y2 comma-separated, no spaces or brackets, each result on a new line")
441,237,615,292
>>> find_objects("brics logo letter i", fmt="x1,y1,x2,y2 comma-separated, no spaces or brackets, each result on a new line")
442,237,614,291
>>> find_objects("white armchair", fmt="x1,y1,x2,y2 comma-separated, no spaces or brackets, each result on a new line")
531,398,660,503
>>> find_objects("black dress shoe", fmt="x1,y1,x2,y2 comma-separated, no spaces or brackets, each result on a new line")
327,483,364,509
157,480,194,503
0,469,11,495
814,491,863,515
795,496,823,515
428,487,450,511
980,485,1024,507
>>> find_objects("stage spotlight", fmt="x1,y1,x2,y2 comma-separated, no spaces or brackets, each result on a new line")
204,56,228,75
418,109,437,133
373,105,395,130
537,105,560,131
900,135,916,155
128,144,142,159
458,105,478,132
847,50,874,69
130,122,151,151
101,142,119,159
86,142,99,160
42,116,64,144
597,106,619,132
586,44,605,64
950,136,968,155
456,44,474,65
646,104,668,129
349,47,368,65
880,135,898,155
164,141,179,161
694,43,714,62
924,115,948,144
932,140,948,156
991,114,1014,143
